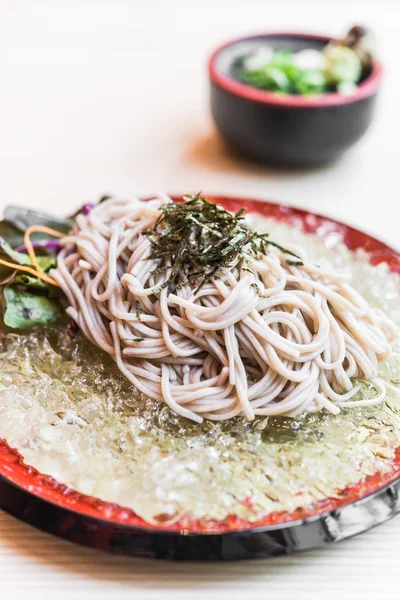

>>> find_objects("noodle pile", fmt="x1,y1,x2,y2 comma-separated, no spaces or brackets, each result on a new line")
53,196,399,423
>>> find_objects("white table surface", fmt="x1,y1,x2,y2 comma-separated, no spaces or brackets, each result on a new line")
0,0,399,598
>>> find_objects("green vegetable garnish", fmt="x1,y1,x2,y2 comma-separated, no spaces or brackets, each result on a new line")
0,236,31,284
323,44,362,86
3,205,72,236
0,205,71,330
2,287,62,329
295,70,327,96
236,26,369,96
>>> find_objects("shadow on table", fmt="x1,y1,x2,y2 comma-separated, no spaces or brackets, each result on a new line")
185,130,335,181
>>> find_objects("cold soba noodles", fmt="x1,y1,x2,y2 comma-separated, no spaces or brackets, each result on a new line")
52,195,399,423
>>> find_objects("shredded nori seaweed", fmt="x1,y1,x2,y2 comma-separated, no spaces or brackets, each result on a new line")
144,195,300,291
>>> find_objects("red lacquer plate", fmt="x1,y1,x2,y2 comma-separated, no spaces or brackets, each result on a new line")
0,195,399,561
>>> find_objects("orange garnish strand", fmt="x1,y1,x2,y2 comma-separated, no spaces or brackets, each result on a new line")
23,225,66,275
0,258,60,286
0,225,67,287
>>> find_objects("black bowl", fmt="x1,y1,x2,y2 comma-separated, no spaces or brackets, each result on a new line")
208,32,383,166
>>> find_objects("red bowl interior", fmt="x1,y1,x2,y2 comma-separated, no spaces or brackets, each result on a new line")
0,195,399,534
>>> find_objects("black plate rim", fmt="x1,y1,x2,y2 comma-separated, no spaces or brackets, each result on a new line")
1,450,399,537
1,467,399,560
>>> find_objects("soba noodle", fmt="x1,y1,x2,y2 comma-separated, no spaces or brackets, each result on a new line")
52,196,399,423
